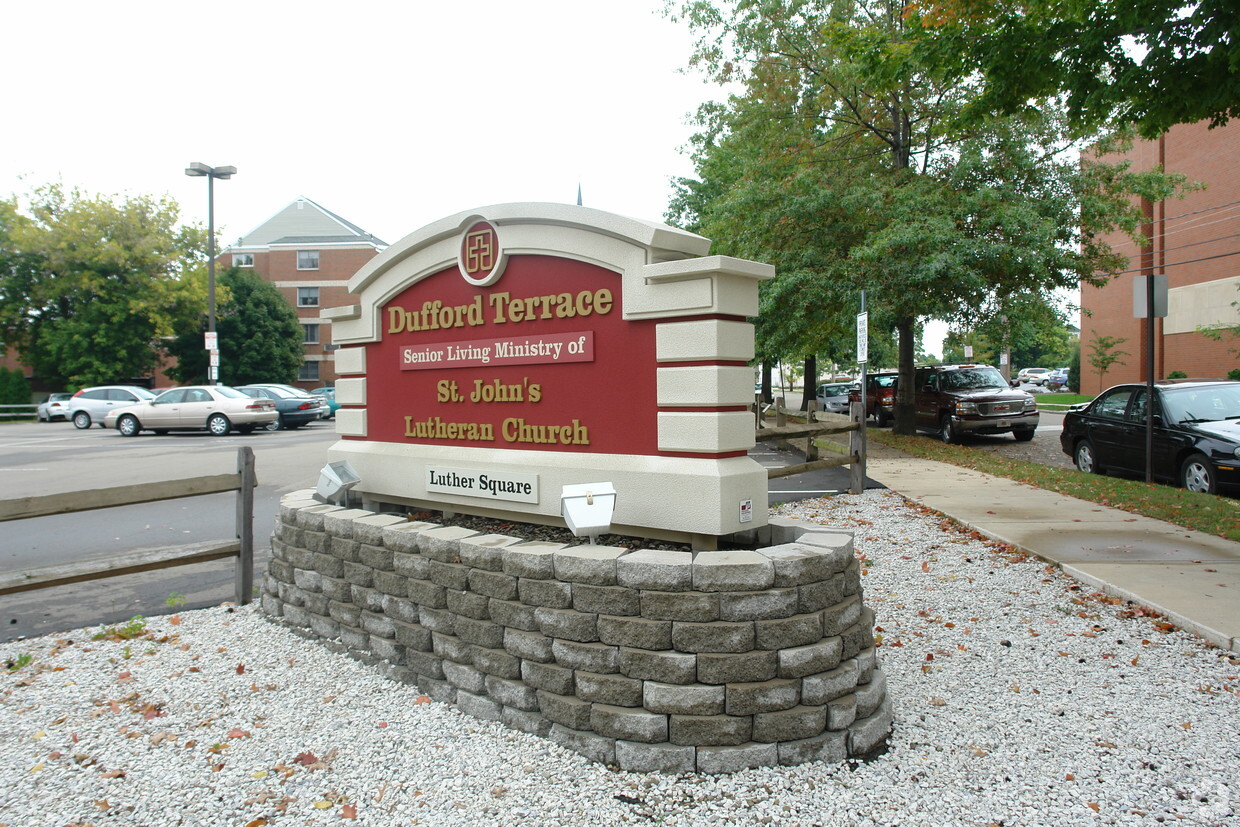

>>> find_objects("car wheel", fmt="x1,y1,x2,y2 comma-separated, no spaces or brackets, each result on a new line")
1013,428,1036,442
207,413,231,436
117,415,141,437
265,415,284,432
1074,440,1104,475
72,411,91,429
876,409,890,428
237,425,255,435
1180,453,1216,494
939,414,959,444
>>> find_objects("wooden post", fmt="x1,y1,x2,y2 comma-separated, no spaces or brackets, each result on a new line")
235,446,256,605
849,400,866,494
804,401,819,462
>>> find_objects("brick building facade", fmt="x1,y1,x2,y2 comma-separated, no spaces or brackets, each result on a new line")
224,197,385,389
1082,121,1239,395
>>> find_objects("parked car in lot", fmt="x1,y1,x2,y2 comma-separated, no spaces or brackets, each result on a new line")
236,384,324,430
68,385,157,429
914,364,1039,442
36,393,72,422
310,386,340,419
1046,368,1071,390
1060,379,1240,494
1014,367,1051,386
849,371,899,427
104,385,277,436
244,384,329,419
815,382,853,415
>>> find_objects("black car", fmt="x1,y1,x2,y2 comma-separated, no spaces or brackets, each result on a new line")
1059,380,1240,494
235,385,323,430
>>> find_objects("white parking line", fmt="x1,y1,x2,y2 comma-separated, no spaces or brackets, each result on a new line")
0,467,49,472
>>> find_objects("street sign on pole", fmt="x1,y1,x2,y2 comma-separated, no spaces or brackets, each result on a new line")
208,366,219,382
209,352,219,367
205,332,218,350
856,312,868,363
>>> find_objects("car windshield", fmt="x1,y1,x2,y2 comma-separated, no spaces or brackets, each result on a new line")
212,386,247,399
873,375,897,388
253,386,301,399
940,367,1007,390
819,384,850,397
1160,383,1240,424
132,388,156,400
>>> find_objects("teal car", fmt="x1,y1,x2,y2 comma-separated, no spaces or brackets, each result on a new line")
310,387,340,419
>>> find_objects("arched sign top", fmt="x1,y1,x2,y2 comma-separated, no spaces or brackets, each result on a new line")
457,218,507,286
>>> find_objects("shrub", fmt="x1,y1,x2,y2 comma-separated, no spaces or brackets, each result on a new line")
1166,370,1188,379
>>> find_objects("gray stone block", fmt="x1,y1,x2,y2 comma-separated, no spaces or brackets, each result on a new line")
518,577,573,609
393,550,430,580
752,704,827,742
458,534,521,571
292,504,341,531
305,592,329,615
359,544,394,572
826,695,857,730
855,646,877,683
671,621,755,654
616,549,693,591
417,675,457,704
840,619,872,661
267,559,294,585
446,589,491,620
342,561,373,588
502,706,552,737
373,570,408,598
552,640,619,673
300,531,327,556
643,682,725,716
553,546,628,585
821,595,862,637
854,669,887,718
287,545,316,570
466,569,519,601
574,671,643,707
762,516,811,545
382,521,437,554
842,559,861,596
442,661,487,694
503,541,565,579
670,714,752,746
597,616,672,651
537,692,593,730
393,620,432,653
535,607,599,643
590,704,668,744
473,646,522,680
847,695,892,757
718,588,799,621
615,741,696,774
428,560,469,591
504,628,555,663
417,525,480,563
489,599,539,631
361,611,395,639
382,595,420,625
485,675,538,710
778,729,847,766
756,613,825,652
369,635,404,665
405,650,445,680
790,531,854,572
640,591,719,622
522,660,575,695
801,660,858,706
571,584,640,616
330,536,361,563
260,592,284,618
697,651,778,685
338,623,368,651
453,616,504,650
725,679,801,715
618,648,698,684
308,614,340,641
311,552,345,579
757,541,846,587
696,742,778,774
431,632,474,665
798,575,845,613
350,585,384,612
456,689,503,722
406,579,448,610
322,508,372,538
294,568,323,593
320,576,352,603
547,724,616,766
778,636,842,680
352,513,408,546
328,600,361,628
692,551,775,593
278,582,306,607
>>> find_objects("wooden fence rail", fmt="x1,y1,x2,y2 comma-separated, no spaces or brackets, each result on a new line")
755,396,867,494
0,447,257,605
0,403,37,420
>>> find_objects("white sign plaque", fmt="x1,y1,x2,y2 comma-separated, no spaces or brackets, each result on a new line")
426,466,540,503
856,312,868,363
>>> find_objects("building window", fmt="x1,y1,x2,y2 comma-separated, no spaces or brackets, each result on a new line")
298,360,321,381
297,287,319,307
297,250,320,270
233,252,254,267
302,323,320,344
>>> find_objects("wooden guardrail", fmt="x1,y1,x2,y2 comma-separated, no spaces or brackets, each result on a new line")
0,403,37,420
0,447,257,604
755,397,867,494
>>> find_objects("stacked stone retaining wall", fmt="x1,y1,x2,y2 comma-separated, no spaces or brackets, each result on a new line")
261,493,892,773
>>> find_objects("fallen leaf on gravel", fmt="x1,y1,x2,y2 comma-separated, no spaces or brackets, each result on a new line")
413,695,432,705
169,616,182,626
1086,802,1100,813
236,664,245,675
313,800,333,810
228,728,250,739
295,751,319,766
100,769,125,778
341,803,358,819
245,819,268,827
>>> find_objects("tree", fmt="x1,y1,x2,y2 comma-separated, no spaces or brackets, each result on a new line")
1087,334,1129,383
0,366,30,407
667,0,1192,433
909,0,1240,139
0,185,207,388
163,267,303,386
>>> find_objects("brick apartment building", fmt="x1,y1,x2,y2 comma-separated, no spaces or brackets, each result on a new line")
224,198,386,389
1081,120,1239,395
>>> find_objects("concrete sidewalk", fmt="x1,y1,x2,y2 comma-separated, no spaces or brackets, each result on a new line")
865,457,1240,653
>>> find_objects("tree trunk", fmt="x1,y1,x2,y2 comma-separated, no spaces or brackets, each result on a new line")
892,316,918,435
760,361,773,404
801,354,818,411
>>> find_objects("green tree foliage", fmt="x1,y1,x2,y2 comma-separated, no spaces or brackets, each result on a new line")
0,366,30,406
1087,334,1129,383
908,0,1240,139
163,267,303,386
0,185,206,387
666,0,1191,433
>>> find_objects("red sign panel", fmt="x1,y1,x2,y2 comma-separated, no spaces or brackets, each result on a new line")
359,254,658,455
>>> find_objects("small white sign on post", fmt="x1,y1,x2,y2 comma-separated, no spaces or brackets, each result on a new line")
1133,274,1168,318
856,312,868,363
208,366,219,381
964,345,973,359
209,352,219,367
205,332,218,351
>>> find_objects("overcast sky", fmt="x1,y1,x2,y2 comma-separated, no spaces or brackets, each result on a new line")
2,0,951,357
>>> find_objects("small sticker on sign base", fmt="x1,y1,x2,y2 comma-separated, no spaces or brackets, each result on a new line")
739,499,753,523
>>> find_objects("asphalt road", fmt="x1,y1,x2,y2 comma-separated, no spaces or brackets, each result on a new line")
0,419,339,641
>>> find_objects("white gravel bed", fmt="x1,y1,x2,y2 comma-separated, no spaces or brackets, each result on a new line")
1,489,1236,826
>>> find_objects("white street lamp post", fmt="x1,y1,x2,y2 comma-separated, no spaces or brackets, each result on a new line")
184,162,236,383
